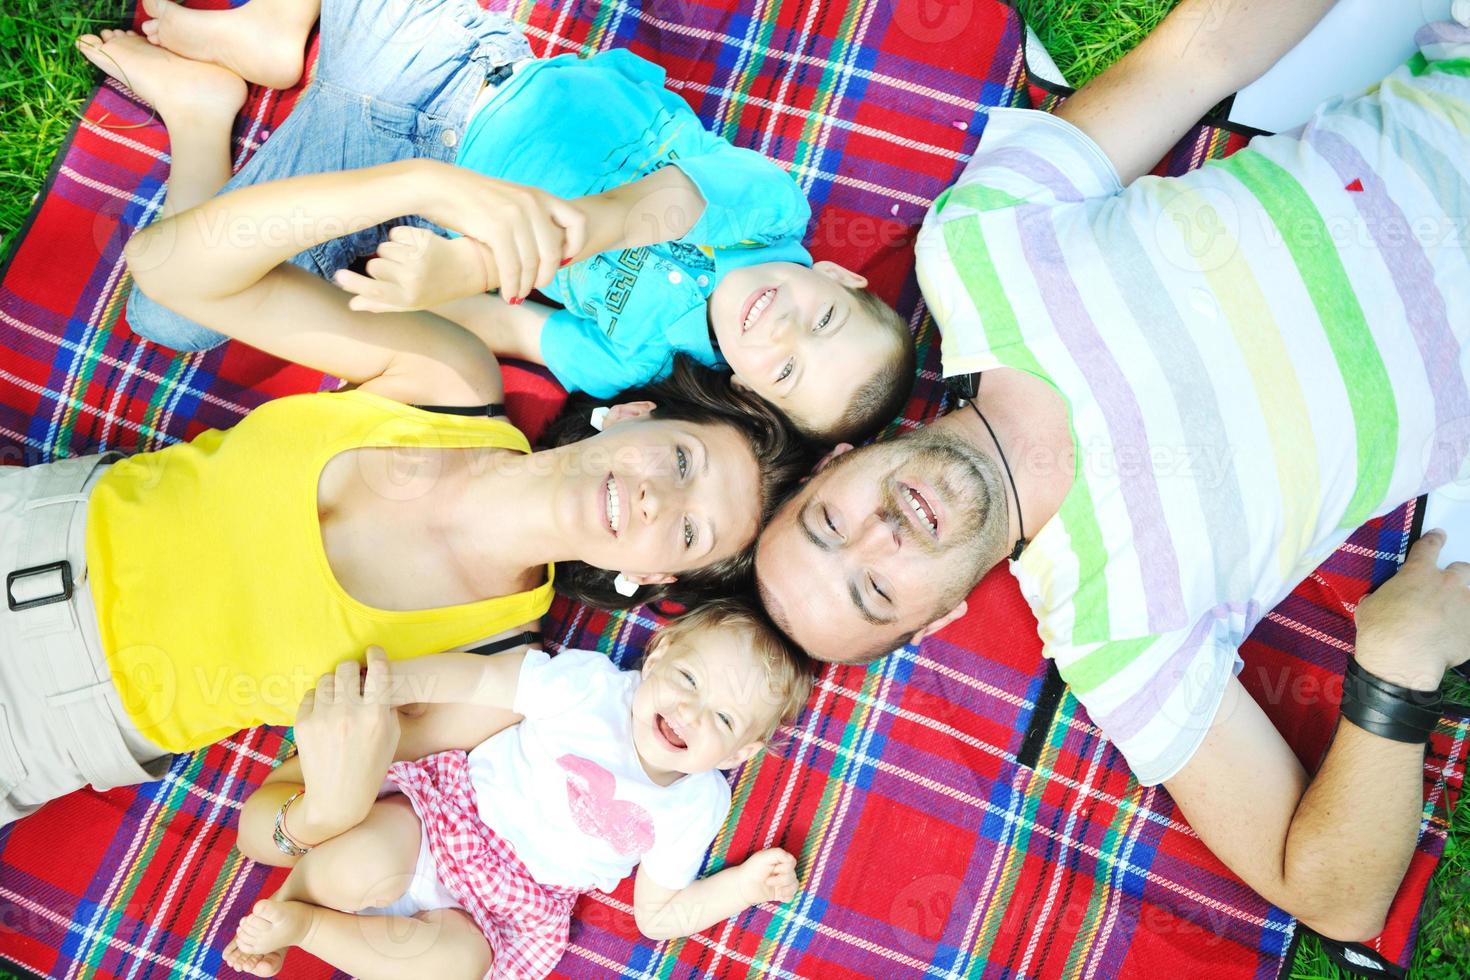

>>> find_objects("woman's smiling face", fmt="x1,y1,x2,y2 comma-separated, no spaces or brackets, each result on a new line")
554,405,764,580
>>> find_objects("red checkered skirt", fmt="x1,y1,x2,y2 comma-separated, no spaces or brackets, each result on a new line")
387,752,582,980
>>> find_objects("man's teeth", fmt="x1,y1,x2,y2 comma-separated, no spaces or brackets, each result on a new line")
904,486,937,534
743,289,775,331
606,476,620,533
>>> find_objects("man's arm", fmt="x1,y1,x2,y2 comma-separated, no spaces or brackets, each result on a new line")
1056,0,1338,183
1165,532,1466,941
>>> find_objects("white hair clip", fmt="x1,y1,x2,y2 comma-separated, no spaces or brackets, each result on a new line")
1455,0,1470,27
590,406,610,432
613,572,640,597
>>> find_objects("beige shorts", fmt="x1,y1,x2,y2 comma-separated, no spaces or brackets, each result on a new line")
0,454,171,827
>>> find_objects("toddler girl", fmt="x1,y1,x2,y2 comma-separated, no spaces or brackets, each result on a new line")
224,600,812,979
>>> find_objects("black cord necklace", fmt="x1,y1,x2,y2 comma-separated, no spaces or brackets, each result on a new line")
967,374,1028,561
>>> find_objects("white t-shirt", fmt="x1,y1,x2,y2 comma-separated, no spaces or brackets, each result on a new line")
471,648,732,892
914,32,1470,784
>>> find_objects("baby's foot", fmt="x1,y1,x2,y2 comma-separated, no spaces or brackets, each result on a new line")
221,938,285,978
140,0,316,91
77,29,246,126
230,899,313,973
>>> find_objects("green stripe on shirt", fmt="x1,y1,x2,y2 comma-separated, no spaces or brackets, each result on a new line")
941,217,1112,645
1215,149,1399,529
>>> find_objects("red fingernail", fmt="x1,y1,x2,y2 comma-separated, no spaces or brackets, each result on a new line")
509,297,523,306
561,258,572,267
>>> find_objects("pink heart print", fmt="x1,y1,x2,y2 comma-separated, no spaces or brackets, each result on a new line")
557,754,656,855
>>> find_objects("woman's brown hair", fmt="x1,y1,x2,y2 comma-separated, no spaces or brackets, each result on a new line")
540,356,814,610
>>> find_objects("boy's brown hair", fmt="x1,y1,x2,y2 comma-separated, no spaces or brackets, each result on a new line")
653,598,813,741
813,286,916,446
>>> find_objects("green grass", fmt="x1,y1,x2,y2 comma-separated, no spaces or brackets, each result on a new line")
1016,0,1181,85
0,1,1467,977
0,0,128,253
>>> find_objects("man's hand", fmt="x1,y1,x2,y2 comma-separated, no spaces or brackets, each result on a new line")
336,227,494,313
738,848,801,905
1355,529,1470,689
289,647,402,844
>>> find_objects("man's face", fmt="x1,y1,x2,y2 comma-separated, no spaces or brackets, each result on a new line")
755,427,1005,663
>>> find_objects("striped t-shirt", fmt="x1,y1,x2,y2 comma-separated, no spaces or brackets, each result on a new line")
915,26,1470,785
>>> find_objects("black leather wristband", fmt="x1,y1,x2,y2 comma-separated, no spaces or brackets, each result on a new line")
1340,658,1442,744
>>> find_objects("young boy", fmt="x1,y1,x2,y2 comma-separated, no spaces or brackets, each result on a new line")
123,0,917,444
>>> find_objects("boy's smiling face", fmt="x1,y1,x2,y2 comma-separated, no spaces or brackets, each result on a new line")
709,260,898,439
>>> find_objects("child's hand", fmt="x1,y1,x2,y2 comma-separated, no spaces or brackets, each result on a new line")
415,166,588,303
739,848,801,905
335,227,491,313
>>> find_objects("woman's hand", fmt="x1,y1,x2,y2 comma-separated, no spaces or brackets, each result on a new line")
289,648,402,844
412,165,589,303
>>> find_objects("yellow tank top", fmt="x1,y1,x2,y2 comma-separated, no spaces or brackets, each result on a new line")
85,390,556,752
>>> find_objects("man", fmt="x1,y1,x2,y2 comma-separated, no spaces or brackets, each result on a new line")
755,0,1470,943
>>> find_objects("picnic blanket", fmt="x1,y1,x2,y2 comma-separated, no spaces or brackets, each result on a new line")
0,1,1464,978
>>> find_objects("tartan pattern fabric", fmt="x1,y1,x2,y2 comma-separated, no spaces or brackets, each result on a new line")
0,1,1462,980
388,752,580,979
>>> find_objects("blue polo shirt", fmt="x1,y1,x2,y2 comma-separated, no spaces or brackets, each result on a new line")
455,49,812,396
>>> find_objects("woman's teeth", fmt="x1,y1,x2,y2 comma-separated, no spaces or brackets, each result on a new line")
606,475,621,534
743,288,776,332
904,485,938,534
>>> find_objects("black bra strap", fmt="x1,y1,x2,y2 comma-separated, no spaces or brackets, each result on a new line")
466,631,542,656
413,403,507,418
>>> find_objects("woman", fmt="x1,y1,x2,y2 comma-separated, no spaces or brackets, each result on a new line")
0,129,808,828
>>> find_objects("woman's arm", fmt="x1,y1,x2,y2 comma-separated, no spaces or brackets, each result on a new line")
237,654,402,864
237,648,526,866
125,160,576,406
632,850,800,941
1056,0,1338,183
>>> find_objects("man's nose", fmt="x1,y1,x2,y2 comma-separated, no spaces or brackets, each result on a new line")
854,513,899,558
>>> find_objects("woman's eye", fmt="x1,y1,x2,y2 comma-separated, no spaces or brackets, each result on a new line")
868,574,889,604
777,360,794,383
824,507,837,536
680,668,696,688
683,516,696,548
676,446,689,478
815,306,833,331
719,712,734,731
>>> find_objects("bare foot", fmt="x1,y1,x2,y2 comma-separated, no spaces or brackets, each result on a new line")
77,29,246,125
140,0,317,91
230,899,313,972
221,938,285,977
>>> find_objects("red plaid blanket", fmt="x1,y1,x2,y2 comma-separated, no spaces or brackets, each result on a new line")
0,1,1463,978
